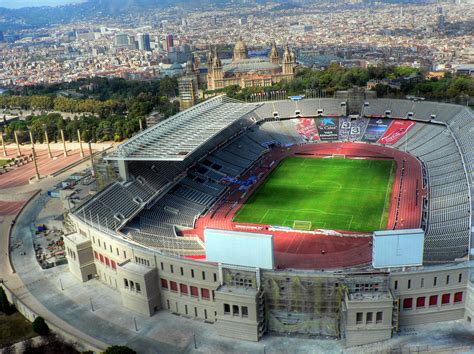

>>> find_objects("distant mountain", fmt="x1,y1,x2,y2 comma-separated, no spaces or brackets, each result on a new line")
0,0,175,29
0,0,85,9
0,0,435,31
0,0,249,29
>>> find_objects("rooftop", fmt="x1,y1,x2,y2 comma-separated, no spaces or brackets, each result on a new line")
106,96,260,161
348,291,393,302
223,57,281,74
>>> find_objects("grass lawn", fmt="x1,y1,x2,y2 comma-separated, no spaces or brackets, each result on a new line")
0,310,36,348
233,157,395,232
0,159,10,168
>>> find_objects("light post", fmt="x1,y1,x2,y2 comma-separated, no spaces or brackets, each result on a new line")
44,125,52,159
0,129,6,157
29,130,40,181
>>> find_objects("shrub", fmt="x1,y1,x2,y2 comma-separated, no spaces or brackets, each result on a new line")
32,316,50,335
104,345,137,354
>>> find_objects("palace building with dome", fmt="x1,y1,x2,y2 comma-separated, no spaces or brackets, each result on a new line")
207,39,296,91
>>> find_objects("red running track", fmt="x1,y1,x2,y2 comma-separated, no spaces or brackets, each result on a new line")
184,142,424,270
0,148,93,189
0,201,25,216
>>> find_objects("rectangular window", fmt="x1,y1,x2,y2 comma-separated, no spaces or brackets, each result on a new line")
458,273,462,283
366,312,373,323
185,305,188,315
433,276,437,286
454,292,463,303
356,312,363,324
160,262,164,270
124,279,129,288
394,280,398,290
194,307,198,317
170,281,178,292
130,281,134,291
136,283,141,293
441,293,450,305
446,275,450,285
202,271,206,280
420,278,424,288
94,251,99,260
214,273,217,282
105,257,110,267
190,286,199,297
110,245,112,253
123,250,126,258
403,298,413,309
103,242,106,250
99,254,104,263
92,236,95,244
232,305,239,316
111,260,116,270
407,279,411,289
376,311,383,324
429,295,438,306
191,269,194,278
204,309,207,320
224,303,230,314
242,306,248,317
98,240,101,247
180,267,184,276
116,248,119,256
201,288,210,300
170,264,174,273
167,300,170,309
180,283,188,295
416,296,425,308
161,279,168,289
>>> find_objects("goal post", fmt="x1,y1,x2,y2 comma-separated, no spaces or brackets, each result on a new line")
293,220,312,231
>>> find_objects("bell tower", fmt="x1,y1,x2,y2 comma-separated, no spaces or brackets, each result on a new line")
212,48,223,80
269,40,280,65
282,43,295,75
207,47,223,90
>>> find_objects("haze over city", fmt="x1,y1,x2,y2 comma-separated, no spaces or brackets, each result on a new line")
0,0,472,353
0,0,84,8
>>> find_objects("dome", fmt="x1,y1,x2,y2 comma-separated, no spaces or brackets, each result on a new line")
233,38,248,61
234,39,247,52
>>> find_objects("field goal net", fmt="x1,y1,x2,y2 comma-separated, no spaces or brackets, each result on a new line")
331,154,346,158
293,220,312,231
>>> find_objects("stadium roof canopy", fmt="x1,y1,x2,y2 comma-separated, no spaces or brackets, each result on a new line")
107,96,260,161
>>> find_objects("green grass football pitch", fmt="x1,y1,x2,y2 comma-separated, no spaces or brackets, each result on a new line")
233,157,396,232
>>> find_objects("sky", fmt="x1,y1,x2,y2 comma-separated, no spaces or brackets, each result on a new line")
0,0,85,8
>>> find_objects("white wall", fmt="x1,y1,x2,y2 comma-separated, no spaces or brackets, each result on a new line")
205,229,274,269
372,229,424,268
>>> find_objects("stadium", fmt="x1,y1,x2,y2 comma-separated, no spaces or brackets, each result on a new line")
65,94,474,346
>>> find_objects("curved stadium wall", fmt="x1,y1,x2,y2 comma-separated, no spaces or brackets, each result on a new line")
64,97,474,347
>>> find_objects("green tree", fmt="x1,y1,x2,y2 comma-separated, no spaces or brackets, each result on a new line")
104,345,137,354
32,316,49,335
0,286,13,314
